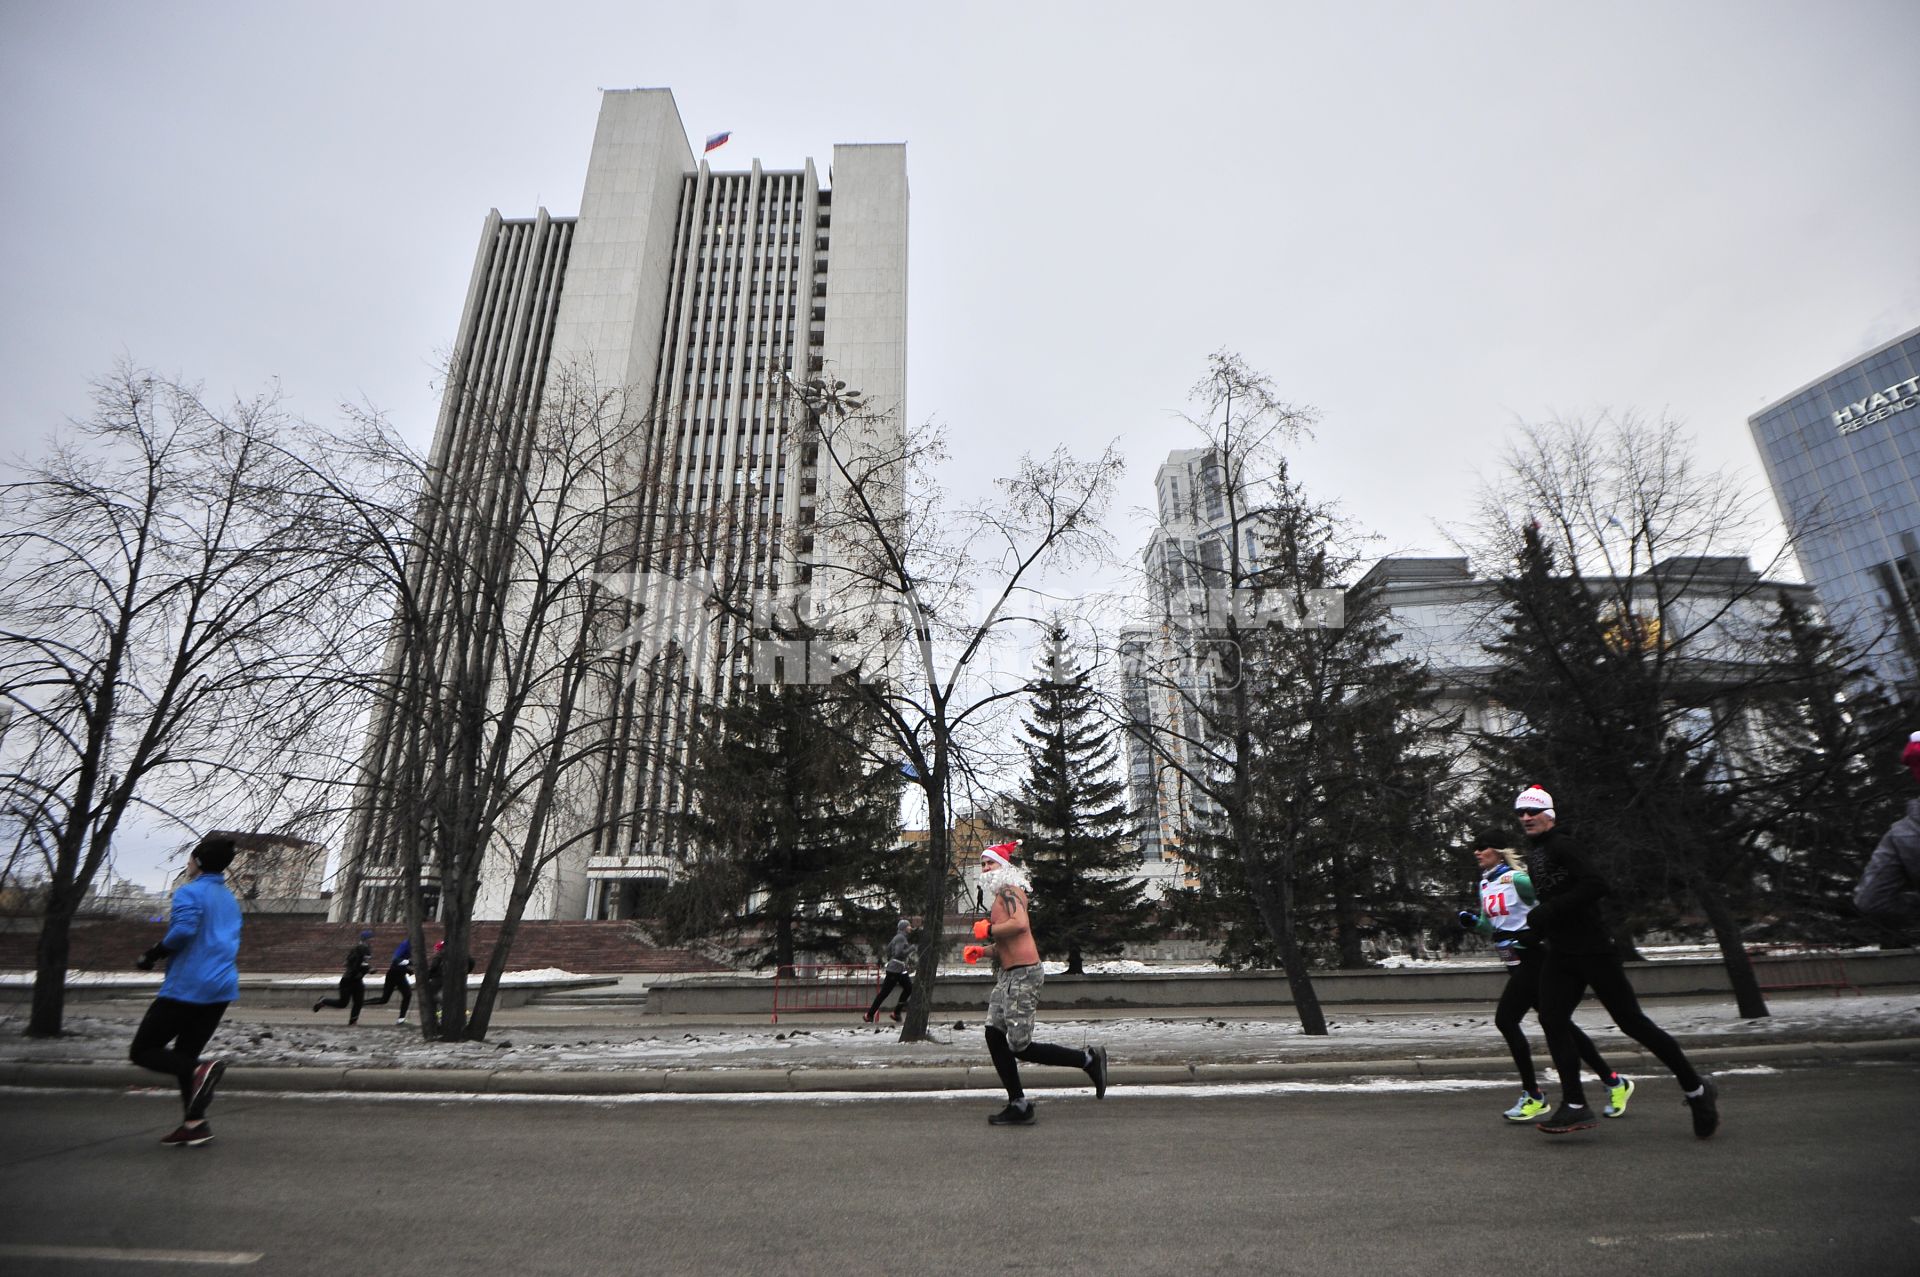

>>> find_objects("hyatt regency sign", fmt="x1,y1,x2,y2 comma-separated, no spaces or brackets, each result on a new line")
1833,375,1920,435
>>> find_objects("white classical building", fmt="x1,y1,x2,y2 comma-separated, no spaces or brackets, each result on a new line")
336,89,907,923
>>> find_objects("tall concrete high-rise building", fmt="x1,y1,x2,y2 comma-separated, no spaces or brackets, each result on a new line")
335,89,906,923
1118,448,1256,896
1749,325,1920,689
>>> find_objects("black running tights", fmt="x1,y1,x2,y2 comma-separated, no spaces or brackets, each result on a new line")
129,996,229,1114
1496,955,1614,1094
364,968,411,1016
984,1025,1087,1101
317,976,366,1021
866,972,910,1018
1537,950,1701,1104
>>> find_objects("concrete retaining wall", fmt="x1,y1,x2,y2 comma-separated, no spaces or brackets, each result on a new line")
643,949,1920,1016
0,975,617,1008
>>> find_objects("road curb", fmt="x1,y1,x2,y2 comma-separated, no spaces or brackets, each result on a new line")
2,1037,1913,1097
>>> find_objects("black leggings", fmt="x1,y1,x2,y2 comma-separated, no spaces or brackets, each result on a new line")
1537,949,1702,1105
129,997,229,1116
866,971,911,1019
363,967,412,1016
1496,952,1613,1094
317,976,366,1021
984,1025,1088,1101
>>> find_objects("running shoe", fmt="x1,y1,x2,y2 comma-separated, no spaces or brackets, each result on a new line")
987,1100,1036,1126
1604,1075,1635,1118
1537,1102,1597,1134
1086,1045,1109,1099
1685,1078,1720,1139
1504,1092,1550,1122
186,1059,226,1120
160,1122,213,1147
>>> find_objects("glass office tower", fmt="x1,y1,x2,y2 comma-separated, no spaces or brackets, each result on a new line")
1749,325,1920,687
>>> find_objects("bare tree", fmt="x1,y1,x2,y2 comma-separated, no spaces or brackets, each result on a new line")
0,366,380,1036
308,365,712,1039
777,375,1123,1042
1121,351,1331,1032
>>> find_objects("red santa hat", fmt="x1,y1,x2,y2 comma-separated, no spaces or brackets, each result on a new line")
1904,732,1920,784
980,840,1021,870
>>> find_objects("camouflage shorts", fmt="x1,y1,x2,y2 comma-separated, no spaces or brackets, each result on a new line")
986,963,1045,1050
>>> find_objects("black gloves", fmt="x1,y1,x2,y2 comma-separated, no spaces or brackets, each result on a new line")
136,943,171,971
1456,910,1478,930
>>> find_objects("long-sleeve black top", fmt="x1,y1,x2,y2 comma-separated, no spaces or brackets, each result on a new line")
1522,826,1617,956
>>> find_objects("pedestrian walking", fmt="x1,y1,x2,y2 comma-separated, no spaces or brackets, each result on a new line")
1516,785,1719,1137
130,835,242,1147
1854,731,1920,927
865,919,914,1022
973,841,1107,1125
362,936,413,1024
1458,841,1633,1123
313,930,374,1024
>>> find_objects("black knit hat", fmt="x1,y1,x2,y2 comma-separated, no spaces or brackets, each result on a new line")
193,837,238,874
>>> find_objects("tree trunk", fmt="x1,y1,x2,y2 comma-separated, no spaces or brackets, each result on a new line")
900,774,949,1042
466,884,534,1040
1692,873,1768,1019
1330,852,1368,969
436,916,471,1042
27,899,77,1038
774,914,795,980
1242,855,1327,1035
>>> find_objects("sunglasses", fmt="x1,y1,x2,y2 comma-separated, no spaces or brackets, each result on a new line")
1514,809,1547,818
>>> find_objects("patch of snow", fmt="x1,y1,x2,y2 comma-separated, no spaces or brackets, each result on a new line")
2,992,1911,1075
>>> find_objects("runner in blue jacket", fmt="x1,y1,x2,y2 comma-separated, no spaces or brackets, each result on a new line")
131,836,242,1147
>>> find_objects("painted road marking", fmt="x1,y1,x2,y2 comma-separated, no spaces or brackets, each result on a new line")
1589,1230,1778,1248
0,1244,262,1265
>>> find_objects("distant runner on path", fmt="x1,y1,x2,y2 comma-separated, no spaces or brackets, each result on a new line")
1458,840,1632,1123
1516,785,1719,1138
130,835,241,1148
313,931,373,1025
974,841,1107,1126
865,919,914,1023
362,936,413,1024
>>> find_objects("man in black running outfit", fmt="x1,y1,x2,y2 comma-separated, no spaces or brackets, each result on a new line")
1516,785,1720,1138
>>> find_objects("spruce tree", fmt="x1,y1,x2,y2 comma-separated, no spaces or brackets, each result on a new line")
668,680,902,975
1007,625,1157,972
1265,576,1466,968
1473,521,1770,1014
1738,591,1914,942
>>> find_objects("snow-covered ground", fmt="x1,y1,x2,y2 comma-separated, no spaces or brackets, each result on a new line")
4,991,1913,1075
0,967,591,988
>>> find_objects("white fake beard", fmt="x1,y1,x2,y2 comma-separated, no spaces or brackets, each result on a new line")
980,862,1033,902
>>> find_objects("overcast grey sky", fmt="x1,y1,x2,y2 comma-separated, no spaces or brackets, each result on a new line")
4,1,1917,883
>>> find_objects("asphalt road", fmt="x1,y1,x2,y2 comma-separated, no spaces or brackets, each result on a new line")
2,1064,1916,1276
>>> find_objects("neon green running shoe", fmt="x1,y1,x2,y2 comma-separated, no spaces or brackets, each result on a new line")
1604,1074,1635,1118
1503,1092,1550,1122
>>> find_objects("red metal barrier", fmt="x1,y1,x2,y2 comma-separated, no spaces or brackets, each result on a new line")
1745,944,1859,996
771,963,883,1024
